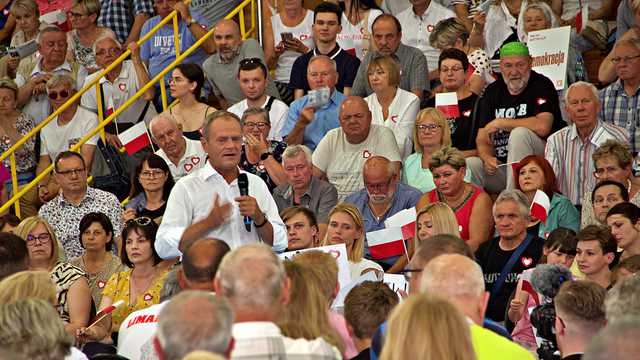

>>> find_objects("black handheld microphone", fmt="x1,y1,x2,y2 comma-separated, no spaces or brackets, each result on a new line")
238,173,251,232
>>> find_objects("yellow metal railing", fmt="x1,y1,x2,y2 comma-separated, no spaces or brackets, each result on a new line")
0,0,257,216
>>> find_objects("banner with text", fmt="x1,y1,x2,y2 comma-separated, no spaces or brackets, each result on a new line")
527,26,571,90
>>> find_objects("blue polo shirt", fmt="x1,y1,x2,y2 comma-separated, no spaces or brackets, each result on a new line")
280,90,347,151
344,182,422,267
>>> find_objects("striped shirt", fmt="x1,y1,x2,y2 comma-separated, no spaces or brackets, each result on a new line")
545,121,628,205
599,79,640,153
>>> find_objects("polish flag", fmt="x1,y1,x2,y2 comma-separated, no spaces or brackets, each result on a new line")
384,208,417,240
530,189,551,224
522,280,540,306
118,121,151,155
93,300,125,321
465,62,476,81
367,227,406,260
0,162,10,183
435,92,460,118
575,5,589,34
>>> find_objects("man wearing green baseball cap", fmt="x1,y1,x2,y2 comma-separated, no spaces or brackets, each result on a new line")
466,41,563,194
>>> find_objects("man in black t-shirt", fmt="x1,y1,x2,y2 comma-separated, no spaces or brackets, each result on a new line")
289,2,360,99
467,42,563,194
476,189,544,322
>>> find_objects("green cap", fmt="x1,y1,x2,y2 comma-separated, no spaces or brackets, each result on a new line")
499,42,530,58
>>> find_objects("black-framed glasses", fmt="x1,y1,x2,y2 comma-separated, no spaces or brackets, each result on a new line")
139,169,166,179
48,89,70,100
243,122,269,130
26,232,51,245
416,123,441,132
400,268,423,282
125,217,153,227
55,167,86,177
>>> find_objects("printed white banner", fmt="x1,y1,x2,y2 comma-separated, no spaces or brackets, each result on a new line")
527,26,571,90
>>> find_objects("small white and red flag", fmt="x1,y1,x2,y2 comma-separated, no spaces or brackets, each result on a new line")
530,189,551,224
367,227,407,260
435,92,460,118
384,208,417,240
118,121,151,155
575,5,589,34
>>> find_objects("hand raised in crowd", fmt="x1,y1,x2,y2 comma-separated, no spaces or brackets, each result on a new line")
274,41,287,57
105,133,123,149
127,42,142,62
38,184,57,203
235,195,265,223
123,208,137,223
298,106,316,127
245,133,269,157
174,0,191,21
205,193,232,229
30,73,52,96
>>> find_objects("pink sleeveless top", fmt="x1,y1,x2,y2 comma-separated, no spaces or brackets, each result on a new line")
427,184,483,241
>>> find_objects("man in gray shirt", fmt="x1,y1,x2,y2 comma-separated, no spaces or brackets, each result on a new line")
351,14,429,100
202,19,279,108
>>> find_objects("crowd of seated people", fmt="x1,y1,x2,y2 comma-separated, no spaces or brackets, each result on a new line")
2,0,640,359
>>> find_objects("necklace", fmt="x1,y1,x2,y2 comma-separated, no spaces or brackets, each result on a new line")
438,185,473,212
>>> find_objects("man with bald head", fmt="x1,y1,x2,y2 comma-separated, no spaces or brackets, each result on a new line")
117,238,231,359
281,55,347,151
214,243,341,359
312,96,401,200
420,254,534,360
203,19,279,109
345,155,421,272
149,113,207,181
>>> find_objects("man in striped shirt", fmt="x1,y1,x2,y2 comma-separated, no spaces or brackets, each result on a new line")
546,82,629,207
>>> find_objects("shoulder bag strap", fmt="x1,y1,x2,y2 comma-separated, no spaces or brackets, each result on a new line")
490,234,535,298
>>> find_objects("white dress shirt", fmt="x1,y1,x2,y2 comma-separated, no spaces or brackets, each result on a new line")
155,162,288,258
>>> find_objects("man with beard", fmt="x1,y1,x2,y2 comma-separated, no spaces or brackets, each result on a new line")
203,19,280,109
345,156,421,272
467,42,563,194
227,59,289,141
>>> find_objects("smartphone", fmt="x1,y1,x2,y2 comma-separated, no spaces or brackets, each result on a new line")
281,32,294,42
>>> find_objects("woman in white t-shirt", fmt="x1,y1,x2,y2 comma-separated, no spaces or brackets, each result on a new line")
264,0,314,103
364,55,419,159
323,203,383,280
336,0,383,60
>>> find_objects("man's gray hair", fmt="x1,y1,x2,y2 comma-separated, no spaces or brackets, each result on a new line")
605,274,640,323
160,268,181,302
203,110,242,140
308,55,337,73
420,254,485,300
157,291,234,360
584,317,640,360
493,189,530,218
241,107,270,126
36,26,64,44
215,243,286,313
46,74,76,92
564,81,600,105
92,35,122,56
149,113,179,139
282,144,312,166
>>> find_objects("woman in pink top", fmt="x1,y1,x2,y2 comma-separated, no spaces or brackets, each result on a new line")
416,146,493,251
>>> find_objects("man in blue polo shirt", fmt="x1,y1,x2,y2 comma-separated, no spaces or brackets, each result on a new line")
280,55,346,150
289,2,360,100
345,156,421,273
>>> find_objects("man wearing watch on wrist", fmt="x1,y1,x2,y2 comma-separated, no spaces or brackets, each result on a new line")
140,0,215,112
156,110,288,259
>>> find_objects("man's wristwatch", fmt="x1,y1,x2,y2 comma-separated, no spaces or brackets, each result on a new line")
255,213,268,228
260,152,272,161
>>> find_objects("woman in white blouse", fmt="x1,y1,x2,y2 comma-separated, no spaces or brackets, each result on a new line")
364,56,419,159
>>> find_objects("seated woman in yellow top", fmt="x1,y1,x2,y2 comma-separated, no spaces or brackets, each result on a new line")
78,217,167,342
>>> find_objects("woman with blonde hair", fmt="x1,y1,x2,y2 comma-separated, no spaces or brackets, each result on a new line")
414,202,461,246
364,55,419,159
380,294,476,360
15,216,91,336
402,108,471,193
0,270,56,305
417,146,493,251
278,260,346,355
323,203,383,279
66,0,116,74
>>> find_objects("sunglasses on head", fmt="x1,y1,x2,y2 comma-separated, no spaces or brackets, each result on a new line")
125,217,153,227
48,89,70,100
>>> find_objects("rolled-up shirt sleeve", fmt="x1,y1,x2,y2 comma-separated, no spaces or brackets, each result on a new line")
253,176,288,253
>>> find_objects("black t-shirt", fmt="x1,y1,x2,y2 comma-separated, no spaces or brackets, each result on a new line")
289,45,361,93
475,70,563,163
422,93,480,151
475,234,544,322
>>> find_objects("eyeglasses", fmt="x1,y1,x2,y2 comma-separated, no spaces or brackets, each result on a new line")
416,123,441,132
611,55,640,64
95,48,121,57
243,122,269,130
365,177,393,192
48,89,70,100
55,167,86,177
26,233,51,244
593,166,623,178
125,217,153,228
140,169,166,179
400,268,423,282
